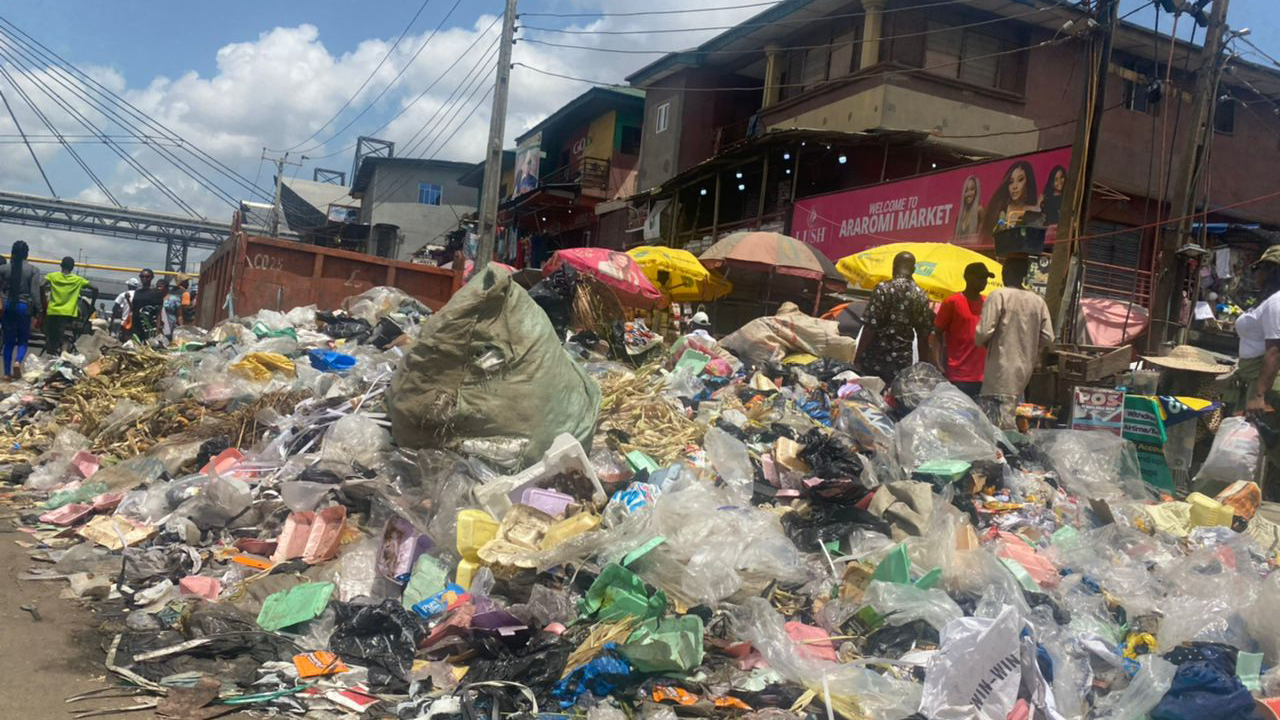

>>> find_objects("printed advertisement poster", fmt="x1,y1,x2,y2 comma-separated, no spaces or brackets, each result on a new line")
512,132,542,199
791,146,1074,260
1070,387,1124,436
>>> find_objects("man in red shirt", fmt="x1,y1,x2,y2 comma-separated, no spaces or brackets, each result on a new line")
932,262,995,397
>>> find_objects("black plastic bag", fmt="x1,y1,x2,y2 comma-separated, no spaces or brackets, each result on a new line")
782,501,888,551
801,357,859,385
798,428,865,480
329,600,425,693
318,312,374,342
528,264,577,336
462,634,573,704
194,437,230,471
369,316,406,349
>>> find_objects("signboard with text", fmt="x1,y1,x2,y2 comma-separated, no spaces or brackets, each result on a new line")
791,147,1074,260
1071,387,1124,436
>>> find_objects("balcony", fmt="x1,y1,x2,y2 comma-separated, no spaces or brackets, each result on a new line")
541,157,612,193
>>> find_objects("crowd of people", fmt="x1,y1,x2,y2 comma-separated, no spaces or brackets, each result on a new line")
852,250,1053,429
0,240,196,380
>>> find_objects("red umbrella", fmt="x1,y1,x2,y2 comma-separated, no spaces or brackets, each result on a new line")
543,248,666,309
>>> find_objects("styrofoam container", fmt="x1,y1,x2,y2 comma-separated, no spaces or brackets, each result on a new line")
474,433,605,518
455,509,499,561
520,488,575,518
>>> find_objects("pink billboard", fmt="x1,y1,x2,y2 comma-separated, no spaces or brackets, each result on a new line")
790,146,1074,260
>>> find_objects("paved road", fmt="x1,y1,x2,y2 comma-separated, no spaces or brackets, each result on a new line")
0,512,114,718
0,504,257,719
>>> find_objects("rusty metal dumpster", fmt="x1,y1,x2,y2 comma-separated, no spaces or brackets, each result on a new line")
197,213,464,328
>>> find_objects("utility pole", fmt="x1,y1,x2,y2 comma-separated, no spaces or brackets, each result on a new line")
262,149,302,238
1147,0,1232,351
1044,0,1119,336
475,0,519,272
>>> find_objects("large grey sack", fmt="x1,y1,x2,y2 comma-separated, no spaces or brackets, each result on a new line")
388,266,600,469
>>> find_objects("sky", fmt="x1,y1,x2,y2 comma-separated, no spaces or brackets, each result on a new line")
0,0,1276,272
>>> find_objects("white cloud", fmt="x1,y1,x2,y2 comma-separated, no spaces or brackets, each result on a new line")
0,1,767,269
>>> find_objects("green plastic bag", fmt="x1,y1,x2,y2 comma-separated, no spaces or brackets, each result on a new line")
620,615,705,673
401,554,449,612
580,563,666,623
257,582,334,632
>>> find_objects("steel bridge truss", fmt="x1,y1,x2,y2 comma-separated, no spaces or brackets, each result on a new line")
0,190,229,273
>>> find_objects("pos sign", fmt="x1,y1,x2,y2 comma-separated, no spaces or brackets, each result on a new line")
1070,387,1124,436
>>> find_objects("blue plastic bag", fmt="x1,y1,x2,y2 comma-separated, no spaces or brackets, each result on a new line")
308,349,357,373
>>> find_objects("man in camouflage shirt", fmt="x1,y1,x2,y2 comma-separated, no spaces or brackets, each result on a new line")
855,251,938,384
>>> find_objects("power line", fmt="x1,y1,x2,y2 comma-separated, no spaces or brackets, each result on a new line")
402,43,500,157
0,34,241,210
519,0,1056,35
367,49,499,211
522,4,1058,54
273,0,435,153
0,86,55,196
425,85,495,160
414,57,497,159
0,40,208,215
519,0,781,18
0,61,119,205
304,17,503,162
0,18,272,203
513,35,1070,93
293,0,470,155
1238,36,1280,69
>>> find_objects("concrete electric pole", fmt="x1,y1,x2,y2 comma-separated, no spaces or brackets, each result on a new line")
1147,0,1232,350
475,0,519,272
262,149,302,239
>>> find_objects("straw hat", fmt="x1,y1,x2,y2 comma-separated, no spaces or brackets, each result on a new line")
1141,345,1233,374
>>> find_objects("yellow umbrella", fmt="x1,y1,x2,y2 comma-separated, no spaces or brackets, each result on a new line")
836,242,1003,303
627,246,733,302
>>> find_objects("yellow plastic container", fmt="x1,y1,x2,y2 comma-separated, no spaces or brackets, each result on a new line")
456,509,499,561
541,512,602,550
455,558,480,590
1188,492,1234,527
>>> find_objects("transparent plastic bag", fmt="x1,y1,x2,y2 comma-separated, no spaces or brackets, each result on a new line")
639,481,807,607
702,427,754,506
1031,429,1151,500
1090,656,1176,720
895,385,1000,471
862,580,963,632
889,362,949,412
322,414,391,469
1193,416,1261,494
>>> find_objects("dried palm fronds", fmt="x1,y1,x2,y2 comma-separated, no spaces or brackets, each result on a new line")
598,365,701,463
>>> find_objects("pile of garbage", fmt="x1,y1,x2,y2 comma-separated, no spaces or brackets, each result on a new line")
5,268,1280,720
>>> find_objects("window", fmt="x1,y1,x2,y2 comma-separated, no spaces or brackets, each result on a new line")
923,21,1017,91
1215,96,1236,134
1121,60,1160,115
655,102,670,134
418,182,442,206
620,125,642,155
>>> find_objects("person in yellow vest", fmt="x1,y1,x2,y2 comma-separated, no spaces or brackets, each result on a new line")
42,256,95,356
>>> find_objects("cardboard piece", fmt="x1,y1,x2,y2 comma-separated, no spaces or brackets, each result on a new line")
77,515,154,550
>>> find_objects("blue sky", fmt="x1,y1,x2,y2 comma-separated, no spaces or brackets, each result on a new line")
0,0,1276,269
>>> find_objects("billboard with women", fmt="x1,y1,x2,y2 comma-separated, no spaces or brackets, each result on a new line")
791,146,1073,260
